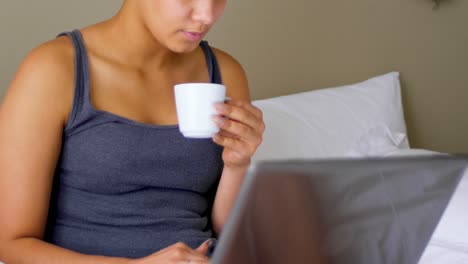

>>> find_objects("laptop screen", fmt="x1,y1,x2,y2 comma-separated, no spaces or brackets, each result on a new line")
212,155,468,264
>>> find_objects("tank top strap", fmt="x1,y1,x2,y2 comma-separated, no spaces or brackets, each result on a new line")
200,41,223,84
56,29,93,132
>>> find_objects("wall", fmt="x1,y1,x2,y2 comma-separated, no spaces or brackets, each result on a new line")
207,0,468,153
0,0,123,98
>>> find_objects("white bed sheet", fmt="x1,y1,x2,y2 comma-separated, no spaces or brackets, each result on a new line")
418,162,468,263
419,243,468,264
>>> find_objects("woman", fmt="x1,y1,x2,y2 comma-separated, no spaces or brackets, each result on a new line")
0,0,265,263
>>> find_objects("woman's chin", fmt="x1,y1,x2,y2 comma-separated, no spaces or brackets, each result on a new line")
170,41,201,54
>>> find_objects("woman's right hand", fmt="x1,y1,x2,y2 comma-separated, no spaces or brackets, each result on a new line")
132,240,212,264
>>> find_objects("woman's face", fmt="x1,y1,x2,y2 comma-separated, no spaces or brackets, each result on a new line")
137,0,227,53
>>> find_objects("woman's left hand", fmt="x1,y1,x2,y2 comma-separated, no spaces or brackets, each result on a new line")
212,99,265,171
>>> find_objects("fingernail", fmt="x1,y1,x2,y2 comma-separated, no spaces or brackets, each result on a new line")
205,238,215,247
214,103,225,112
212,116,224,126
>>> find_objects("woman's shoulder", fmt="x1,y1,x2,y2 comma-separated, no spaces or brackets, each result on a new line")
11,35,75,91
21,35,75,80
3,35,76,123
210,47,245,77
210,46,250,100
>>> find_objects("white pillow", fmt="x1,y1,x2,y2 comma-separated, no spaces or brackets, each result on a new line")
252,72,408,161
346,124,409,158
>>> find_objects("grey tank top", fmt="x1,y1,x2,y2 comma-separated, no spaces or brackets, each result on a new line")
45,30,224,259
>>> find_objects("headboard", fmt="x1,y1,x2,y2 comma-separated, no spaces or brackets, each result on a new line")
207,0,468,153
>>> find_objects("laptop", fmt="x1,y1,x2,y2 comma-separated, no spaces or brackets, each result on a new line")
211,155,468,264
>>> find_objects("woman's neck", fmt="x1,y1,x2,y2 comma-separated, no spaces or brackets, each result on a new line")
88,2,182,71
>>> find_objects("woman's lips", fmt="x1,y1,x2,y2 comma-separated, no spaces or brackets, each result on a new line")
182,31,204,41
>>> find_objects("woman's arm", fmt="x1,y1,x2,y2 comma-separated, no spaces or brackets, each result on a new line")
0,38,131,264
209,49,265,235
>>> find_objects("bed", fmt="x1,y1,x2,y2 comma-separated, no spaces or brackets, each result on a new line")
251,72,468,263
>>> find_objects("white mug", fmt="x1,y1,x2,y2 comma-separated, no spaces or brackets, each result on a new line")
174,83,226,138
